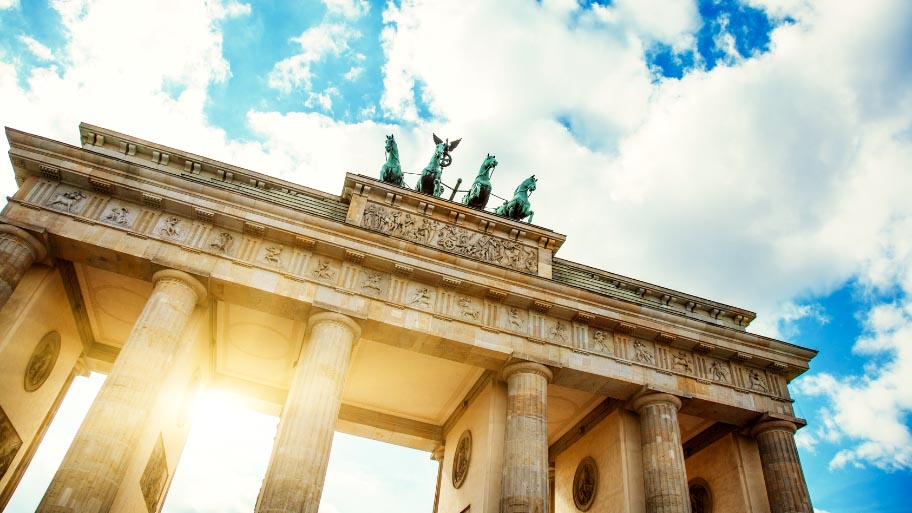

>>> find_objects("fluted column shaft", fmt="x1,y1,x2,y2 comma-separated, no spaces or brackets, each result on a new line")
500,362,552,513
752,420,813,513
633,393,691,513
0,224,47,309
37,269,206,513
431,446,445,513
256,312,361,513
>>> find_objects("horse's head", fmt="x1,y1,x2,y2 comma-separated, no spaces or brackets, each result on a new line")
434,142,446,159
517,175,537,194
478,153,498,176
385,134,396,153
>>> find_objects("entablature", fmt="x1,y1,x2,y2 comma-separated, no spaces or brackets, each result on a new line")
5,125,816,397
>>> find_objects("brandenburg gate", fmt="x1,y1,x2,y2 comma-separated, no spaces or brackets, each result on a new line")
0,123,816,513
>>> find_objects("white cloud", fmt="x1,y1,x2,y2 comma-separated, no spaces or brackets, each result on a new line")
0,0,18,9
601,0,700,50
323,0,369,20
268,23,358,93
18,35,54,61
208,0,251,20
344,65,364,81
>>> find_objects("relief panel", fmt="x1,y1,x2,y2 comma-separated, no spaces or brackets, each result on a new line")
308,257,340,284
45,186,89,215
588,328,613,355
360,202,538,274
406,283,436,311
358,269,389,298
501,306,528,334
139,435,168,513
0,405,22,480
98,200,138,229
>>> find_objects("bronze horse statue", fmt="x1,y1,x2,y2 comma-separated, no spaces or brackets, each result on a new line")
379,134,405,187
461,153,497,209
494,175,537,223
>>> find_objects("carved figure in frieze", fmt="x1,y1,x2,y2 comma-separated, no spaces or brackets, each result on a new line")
159,216,182,239
709,361,729,382
436,224,538,274
409,287,432,308
362,204,383,231
548,322,569,343
457,296,480,321
104,207,129,225
592,330,610,353
633,340,655,365
749,369,769,392
313,260,336,280
361,271,383,295
264,246,282,266
210,232,233,254
47,190,86,213
507,307,526,331
672,351,694,373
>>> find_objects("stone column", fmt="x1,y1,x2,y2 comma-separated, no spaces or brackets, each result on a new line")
37,269,206,513
751,420,813,513
431,445,445,513
255,312,361,513
632,393,691,513
0,224,47,309
500,361,552,513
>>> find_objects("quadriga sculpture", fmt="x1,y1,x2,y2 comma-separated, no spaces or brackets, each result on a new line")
494,175,537,223
379,134,406,187
461,153,497,210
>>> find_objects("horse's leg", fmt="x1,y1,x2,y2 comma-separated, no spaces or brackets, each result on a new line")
527,211,534,224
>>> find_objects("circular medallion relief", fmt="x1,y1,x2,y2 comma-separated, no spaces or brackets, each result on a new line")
24,331,60,392
451,430,472,489
573,456,598,511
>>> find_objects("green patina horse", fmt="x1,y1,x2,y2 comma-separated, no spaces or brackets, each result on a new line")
494,175,537,223
379,134,406,187
461,153,498,210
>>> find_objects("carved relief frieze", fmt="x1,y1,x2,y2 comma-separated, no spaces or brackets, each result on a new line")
261,244,286,268
46,187,88,214
587,328,612,355
671,350,694,374
407,284,435,310
360,202,538,274
502,306,528,333
547,320,570,345
209,231,236,256
25,331,60,392
748,369,769,392
98,199,138,228
708,359,731,383
140,435,168,513
632,339,655,365
156,215,186,242
359,270,388,297
310,258,339,283
455,296,481,322
0,405,22,480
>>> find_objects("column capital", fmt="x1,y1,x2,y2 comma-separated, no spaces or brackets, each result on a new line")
431,445,445,462
308,311,362,340
751,419,798,437
152,269,207,305
631,392,682,413
0,224,47,261
502,361,553,382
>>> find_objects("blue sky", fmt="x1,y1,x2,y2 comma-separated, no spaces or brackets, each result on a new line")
1,0,911,512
